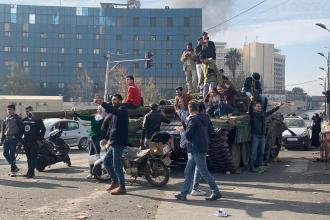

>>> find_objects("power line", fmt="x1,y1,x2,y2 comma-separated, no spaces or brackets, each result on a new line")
205,0,268,32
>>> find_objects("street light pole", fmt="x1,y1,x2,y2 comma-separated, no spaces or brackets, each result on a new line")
104,52,110,102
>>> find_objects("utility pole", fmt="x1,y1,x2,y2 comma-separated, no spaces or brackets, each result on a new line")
327,52,330,120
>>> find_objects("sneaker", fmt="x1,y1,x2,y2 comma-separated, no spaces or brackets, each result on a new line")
249,167,258,173
86,174,94,179
205,193,222,201
12,167,19,173
106,182,119,191
8,172,16,177
175,194,187,201
111,187,127,195
24,173,35,178
191,189,207,196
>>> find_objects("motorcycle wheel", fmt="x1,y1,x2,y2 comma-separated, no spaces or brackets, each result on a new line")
145,159,169,187
65,155,71,167
92,163,111,181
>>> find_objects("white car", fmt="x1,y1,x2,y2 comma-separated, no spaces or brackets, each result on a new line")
43,118,89,150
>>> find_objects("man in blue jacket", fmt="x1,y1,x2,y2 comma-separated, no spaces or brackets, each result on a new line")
175,101,221,201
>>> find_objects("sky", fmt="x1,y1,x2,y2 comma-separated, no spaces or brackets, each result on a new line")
2,0,330,95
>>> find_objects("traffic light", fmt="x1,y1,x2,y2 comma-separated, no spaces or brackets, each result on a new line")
145,51,153,69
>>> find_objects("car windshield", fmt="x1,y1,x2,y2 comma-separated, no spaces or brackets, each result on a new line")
43,119,56,130
284,118,306,127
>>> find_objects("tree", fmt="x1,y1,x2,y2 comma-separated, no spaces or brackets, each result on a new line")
224,48,242,79
2,62,37,95
291,87,305,94
68,67,94,102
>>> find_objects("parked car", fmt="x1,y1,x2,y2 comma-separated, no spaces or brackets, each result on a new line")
43,118,89,150
300,113,309,120
282,116,310,150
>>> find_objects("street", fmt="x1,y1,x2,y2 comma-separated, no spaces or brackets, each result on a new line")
0,147,329,220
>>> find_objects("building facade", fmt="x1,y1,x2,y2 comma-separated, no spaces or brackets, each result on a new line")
0,3,202,100
242,42,285,94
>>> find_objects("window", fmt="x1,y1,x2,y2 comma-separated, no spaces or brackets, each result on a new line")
93,49,100,54
166,35,174,41
29,14,35,24
11,14,16,23
150,49,157,55
40,33,47,38
76,48,83,54
99,26,105,34
76,34,82,39
4,31,11,37
99,16,105,25
53,15,59,24
40,47,47,53
184,34,190,40
23,61,29,67
116,34,122,40
132,17,139,26
116,49,123,55
58,48,65,53
166,63,173,69
4,47,11,52
4,61,10,66
67,122,79,130
22,23,29,33
167,17,173,27
116,16,124,26
93,62,100,68
150,35,156,41
58,61,64,68
150,17,156,27
166,49,173,55
58,83,65,89
184,17,190,27
22,32,29,37
95,34,100,39
133,49,140,55
41,82,47,88
40,61,47,67
22,47,29,53
58,33,64,39
76,62,83,68
76,7,88,16
133,34,139,40
10,5,17,23
4,23,11,32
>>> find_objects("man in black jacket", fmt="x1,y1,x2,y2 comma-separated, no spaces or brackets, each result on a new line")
1,104,24,177
140,103,170,148
249,99,284,172
95,94,128,195
202,32,216,60
22,106,46,178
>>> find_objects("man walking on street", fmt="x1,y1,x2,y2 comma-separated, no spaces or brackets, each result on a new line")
175,101,221,201
249,99,284,172
95,94,128,195
22,106,46,178
181,42,198,93
140,103,170,149
1,104,24,177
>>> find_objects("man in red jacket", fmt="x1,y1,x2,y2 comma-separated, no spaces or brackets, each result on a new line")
123,75,141,109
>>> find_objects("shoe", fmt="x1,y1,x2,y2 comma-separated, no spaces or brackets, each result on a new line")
258,166,267,173
24,173,35,178
175,194,187,201
249,167,258,173
8,172,16,177
12,167,19,173
205,193,222,201
106,182,119,191
86,174,94,179
111,187,127,195
191,189,207,196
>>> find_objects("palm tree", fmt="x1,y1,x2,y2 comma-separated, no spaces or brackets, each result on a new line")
224,49,242,79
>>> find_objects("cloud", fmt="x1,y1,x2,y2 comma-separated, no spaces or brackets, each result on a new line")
212,18,330,48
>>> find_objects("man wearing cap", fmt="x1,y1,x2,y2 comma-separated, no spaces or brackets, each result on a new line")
199,54,223,99
180,42,198,93
202,32,216,60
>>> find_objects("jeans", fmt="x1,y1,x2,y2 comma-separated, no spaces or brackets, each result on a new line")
249,134,265,168
23,141,39,174
104,145,125,188
181,152,220,196
3,137,18,171
192,167,202,190
203,82,217,99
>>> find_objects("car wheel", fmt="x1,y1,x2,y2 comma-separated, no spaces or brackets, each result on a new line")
78,137,88,151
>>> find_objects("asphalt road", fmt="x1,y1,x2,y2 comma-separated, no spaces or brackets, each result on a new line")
0,147,329,220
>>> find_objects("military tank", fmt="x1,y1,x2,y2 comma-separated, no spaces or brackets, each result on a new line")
33,95,283,173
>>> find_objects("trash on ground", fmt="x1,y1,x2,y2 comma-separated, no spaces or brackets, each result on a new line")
75,215,88,220
214,208,228,217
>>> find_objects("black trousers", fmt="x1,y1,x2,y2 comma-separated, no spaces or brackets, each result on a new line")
24,142,39,174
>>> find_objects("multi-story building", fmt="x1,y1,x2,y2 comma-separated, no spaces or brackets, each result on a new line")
0,3,202,100
242,42,285,94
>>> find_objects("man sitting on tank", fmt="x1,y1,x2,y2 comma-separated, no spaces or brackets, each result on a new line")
123,75,142,109
243,72,268,111
174,87,193,112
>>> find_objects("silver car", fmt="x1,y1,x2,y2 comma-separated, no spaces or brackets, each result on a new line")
43,118,89,150
282,116,311,150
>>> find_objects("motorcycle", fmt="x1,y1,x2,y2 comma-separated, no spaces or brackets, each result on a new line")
36,129,71,172
92,143,171,187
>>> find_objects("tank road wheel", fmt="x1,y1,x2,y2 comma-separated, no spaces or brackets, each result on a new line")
240,142,250,167
207,125,240,173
